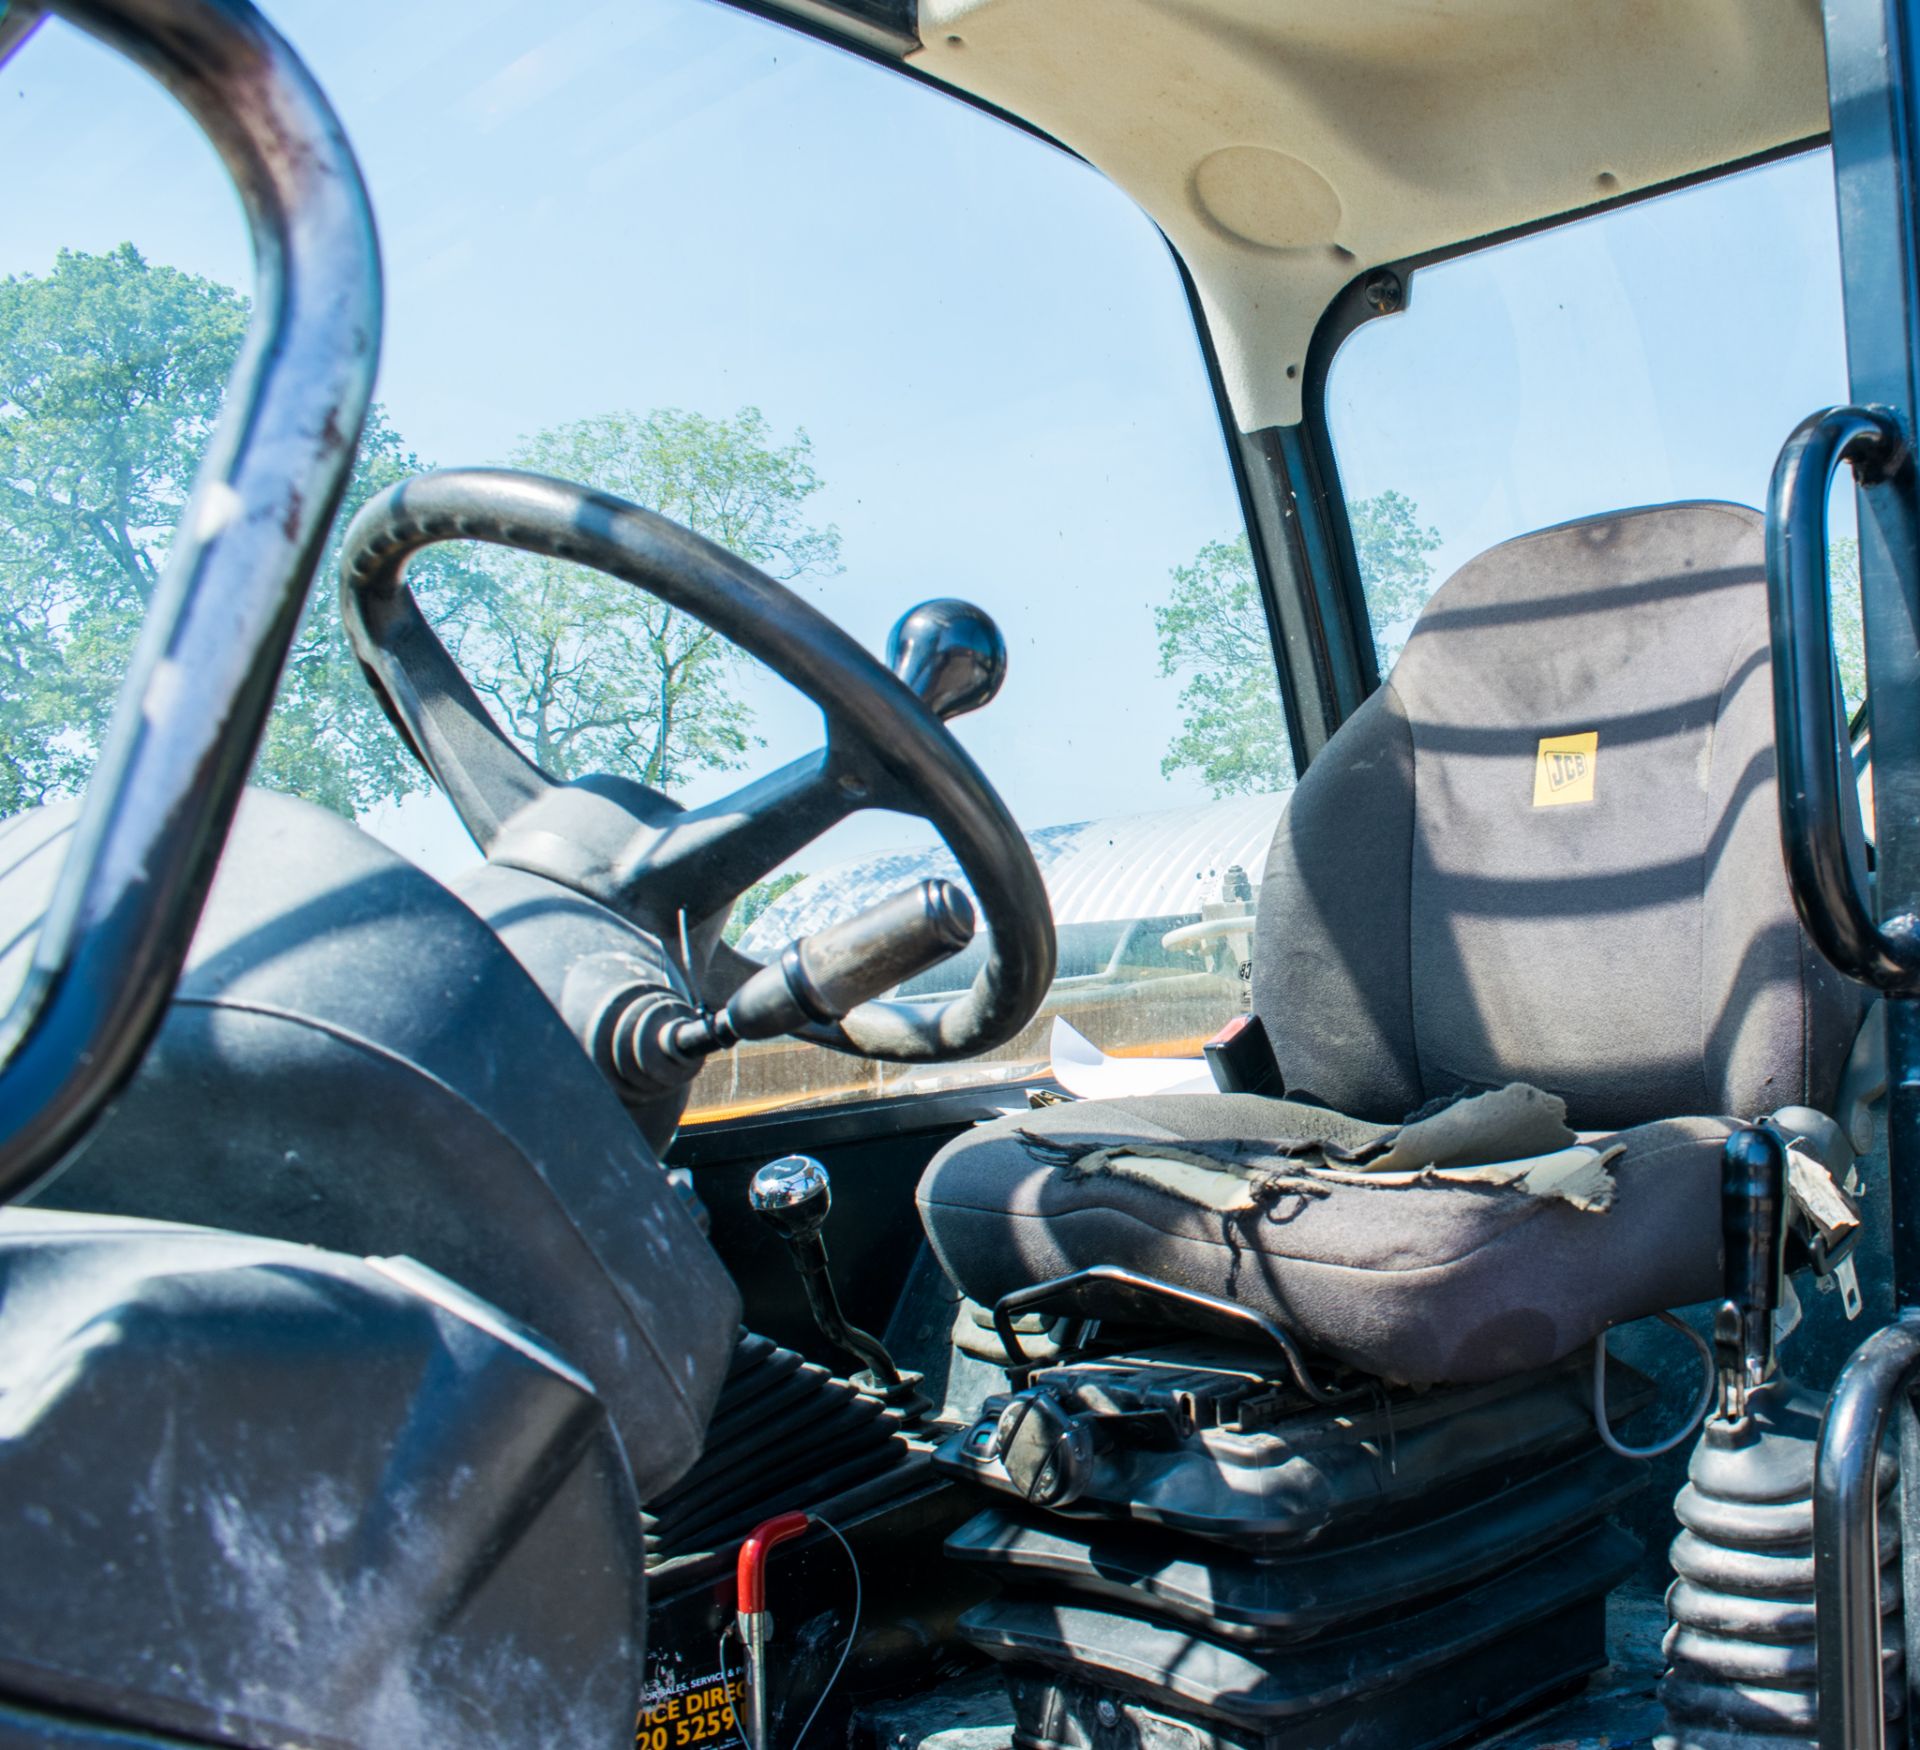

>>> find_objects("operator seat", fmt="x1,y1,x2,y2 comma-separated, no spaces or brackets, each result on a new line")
917,502,1866,1386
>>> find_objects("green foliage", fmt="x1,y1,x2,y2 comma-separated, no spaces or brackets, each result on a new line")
1153,532,1291,797
443,407,842,787
1155,492,1443,798
0,245,437,816
1350,488,1444,672
0,244,247,811
724,869,808,945
0,246,844,820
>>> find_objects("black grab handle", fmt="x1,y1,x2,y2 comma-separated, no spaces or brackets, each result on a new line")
1766,405,1920,992
0,0,380,1205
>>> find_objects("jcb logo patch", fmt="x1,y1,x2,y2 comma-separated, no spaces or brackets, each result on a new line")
1533,732,1598,807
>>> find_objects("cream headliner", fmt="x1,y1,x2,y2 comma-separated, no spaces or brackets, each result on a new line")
910,0,1827,429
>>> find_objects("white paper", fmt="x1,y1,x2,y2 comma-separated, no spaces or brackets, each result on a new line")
1048,1016,1215,1100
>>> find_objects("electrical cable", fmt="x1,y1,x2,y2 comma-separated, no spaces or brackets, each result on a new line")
788,1517,861,1750
716,1518,863,1750
718,1623,743,1743
1591,1310,1715,1459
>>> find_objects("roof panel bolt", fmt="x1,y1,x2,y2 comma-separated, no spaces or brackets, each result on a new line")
1362,270,1404,315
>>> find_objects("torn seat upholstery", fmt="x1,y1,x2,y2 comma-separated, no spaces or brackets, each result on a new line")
917,503,1866,1386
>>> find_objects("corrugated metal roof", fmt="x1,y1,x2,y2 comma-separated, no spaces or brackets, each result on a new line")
740,791,1289,954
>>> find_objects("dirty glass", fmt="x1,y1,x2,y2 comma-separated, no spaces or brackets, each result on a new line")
1325,150,1856,698
1,0,1287,1122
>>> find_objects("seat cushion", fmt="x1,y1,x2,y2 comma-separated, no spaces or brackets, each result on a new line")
917,1092,1726,1386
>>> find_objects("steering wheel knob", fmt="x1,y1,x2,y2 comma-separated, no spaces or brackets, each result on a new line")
886,600,1007,721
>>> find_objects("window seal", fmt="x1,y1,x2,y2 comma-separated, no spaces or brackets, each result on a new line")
1166,248,1315,783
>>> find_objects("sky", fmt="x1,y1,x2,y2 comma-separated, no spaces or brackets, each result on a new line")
2,0,1855,888
2,0,1247,882
1328,150,1854,587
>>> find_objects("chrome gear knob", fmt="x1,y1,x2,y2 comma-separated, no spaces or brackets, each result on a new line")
748,1153,831,1242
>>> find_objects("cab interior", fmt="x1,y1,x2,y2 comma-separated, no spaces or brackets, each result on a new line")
0,2,1912,1749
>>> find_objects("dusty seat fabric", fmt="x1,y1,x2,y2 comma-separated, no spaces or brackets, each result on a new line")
917,1092,1727,1386
919,502,1868,1387
1248,501,1862,1129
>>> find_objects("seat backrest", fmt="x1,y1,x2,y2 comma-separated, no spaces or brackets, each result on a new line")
1251,501,1865,1131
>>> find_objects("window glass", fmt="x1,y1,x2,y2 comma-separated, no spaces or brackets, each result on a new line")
1326,151,1858,703
1,0,1290,1120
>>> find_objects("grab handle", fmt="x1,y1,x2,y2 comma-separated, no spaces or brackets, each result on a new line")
0,0,380,1204
1765,405,1918,991
1815,1312,1920,1749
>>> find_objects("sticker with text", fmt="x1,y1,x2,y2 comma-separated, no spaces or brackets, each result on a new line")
636,1668,746,1750
1533,731,1598,807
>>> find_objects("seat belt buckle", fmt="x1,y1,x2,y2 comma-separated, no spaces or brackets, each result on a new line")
1204,1013,1285,1098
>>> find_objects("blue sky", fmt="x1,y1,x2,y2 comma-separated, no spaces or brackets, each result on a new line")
3,0,1853,882
4,0,1252,877
1330,150,1852,586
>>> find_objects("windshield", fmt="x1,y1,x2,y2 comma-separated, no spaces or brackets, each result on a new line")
2,0,1289,1120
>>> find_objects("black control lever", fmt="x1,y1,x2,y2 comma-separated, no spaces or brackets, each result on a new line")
886,598,1007,720
609,878,975,1094
1714,1125,1789,1423
748,1154,927,1416
675,878,974,1056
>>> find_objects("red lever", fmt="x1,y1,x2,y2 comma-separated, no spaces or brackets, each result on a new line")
737,1512,810,1615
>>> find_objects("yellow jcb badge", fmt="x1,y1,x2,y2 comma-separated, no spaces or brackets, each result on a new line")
1533,732,1598,807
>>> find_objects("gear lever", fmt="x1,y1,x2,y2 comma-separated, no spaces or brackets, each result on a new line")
749,1154,926,1416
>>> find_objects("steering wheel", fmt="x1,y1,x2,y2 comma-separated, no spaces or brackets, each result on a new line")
337,467,1056,1067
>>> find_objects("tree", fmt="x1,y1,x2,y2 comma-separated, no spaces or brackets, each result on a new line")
1350,488,1444,671
443,408,841,788
0,244,246,812
1154,534,1293,797
1156,492,1443,798
0,244,441,816
0,248,840,820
